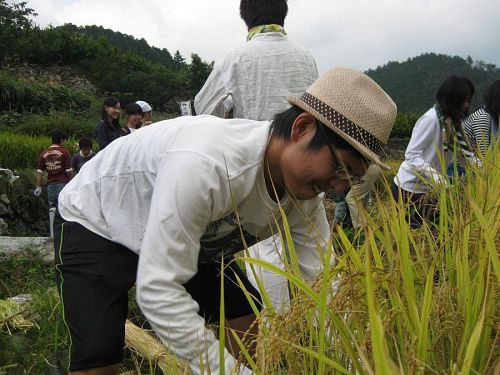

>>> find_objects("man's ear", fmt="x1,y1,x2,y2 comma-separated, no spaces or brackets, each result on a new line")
290,112,317,142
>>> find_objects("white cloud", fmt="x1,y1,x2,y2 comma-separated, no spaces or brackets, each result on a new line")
26,0,500,73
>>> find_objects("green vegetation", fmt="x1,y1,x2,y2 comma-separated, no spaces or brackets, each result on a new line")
1,147,498,374
239,146,499,374
0,1,498,372
0,249,67,374
0,132,50,169
0,71,95,114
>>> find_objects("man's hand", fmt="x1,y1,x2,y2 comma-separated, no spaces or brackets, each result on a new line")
33,186,42,196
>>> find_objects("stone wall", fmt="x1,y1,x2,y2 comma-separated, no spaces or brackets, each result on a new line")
6,63,96,94
0,170,49,236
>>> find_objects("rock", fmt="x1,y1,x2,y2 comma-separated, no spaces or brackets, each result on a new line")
0,202,11,216
0,236,53,263
0,218,7,234
0,193,9,205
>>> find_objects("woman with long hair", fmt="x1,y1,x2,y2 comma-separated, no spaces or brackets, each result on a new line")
95,97,122,151
392,75,475,227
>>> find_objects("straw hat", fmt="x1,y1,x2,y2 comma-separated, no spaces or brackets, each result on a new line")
288,67,397,170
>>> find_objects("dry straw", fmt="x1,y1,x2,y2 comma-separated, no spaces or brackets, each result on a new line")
124,319,191,374
0,298,37,334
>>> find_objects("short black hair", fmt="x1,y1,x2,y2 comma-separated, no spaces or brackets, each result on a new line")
271,105,365,159
51,130,68,144
78,137,93,149
125,102,143,116
436,75,475,124
484,80,500,116
240,0,288,28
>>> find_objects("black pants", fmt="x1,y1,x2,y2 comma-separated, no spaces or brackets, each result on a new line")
54,213,260,371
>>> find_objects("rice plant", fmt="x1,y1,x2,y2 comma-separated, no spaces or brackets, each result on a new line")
237,144,499,374
0,132,49,169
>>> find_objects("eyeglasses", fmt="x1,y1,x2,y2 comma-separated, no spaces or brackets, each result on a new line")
317,122,364,185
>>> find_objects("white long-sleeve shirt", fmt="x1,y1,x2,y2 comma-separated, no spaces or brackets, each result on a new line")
194,32,318,121
394,107,448,193
58,115,329,374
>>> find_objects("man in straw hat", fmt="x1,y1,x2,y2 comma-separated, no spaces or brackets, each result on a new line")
54,67,396,375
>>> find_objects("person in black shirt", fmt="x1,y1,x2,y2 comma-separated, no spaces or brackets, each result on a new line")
71,137,95,174
95,97,122,151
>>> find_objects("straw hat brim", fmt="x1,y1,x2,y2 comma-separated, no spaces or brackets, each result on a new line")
288,95,391,170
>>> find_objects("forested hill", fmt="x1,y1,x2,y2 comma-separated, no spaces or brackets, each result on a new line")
60,24,184,69
0,1,213,113
366,53,500,114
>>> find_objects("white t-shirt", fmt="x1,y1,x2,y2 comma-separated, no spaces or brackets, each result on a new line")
58,115,329,374
194,32,318,120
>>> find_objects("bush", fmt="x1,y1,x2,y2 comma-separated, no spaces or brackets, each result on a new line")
390,112,420,138
0,71,95,114
10,111,96,140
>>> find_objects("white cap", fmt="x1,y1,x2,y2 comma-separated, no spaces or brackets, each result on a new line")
136,100,152,112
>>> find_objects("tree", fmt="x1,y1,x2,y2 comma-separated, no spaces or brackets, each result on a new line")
173,50,186,69
188,53,213,94
0,0,37,62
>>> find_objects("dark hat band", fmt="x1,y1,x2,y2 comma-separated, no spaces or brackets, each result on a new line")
300,92,384,154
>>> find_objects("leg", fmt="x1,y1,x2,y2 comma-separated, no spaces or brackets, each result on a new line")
184,260,261,365
54,217,138,373
226,313,258,360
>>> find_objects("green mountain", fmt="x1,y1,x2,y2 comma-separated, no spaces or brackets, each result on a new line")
366,53,500,114
59,24,180,69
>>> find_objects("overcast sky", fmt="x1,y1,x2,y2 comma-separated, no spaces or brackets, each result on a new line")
26,0,500,73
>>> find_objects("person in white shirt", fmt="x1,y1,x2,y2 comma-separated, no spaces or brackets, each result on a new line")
195,0,318,311
54,67,396,375
194,0,318,121
392,75,475,227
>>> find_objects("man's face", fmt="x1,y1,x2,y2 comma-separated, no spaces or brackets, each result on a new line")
278,118,367,200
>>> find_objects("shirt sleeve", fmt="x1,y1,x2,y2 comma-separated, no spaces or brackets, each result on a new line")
37,153,46,173
64,149,72,172
135,153,240,375
194,56,234,117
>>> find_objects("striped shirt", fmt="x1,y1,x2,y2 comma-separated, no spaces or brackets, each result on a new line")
463,108,495,157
